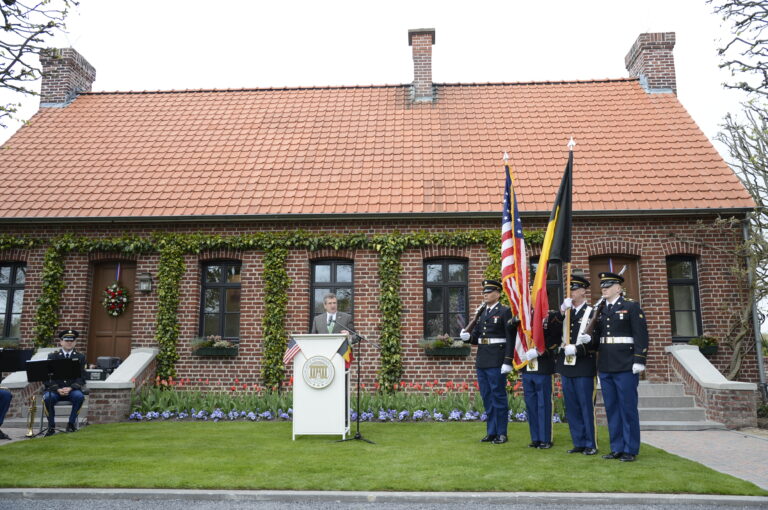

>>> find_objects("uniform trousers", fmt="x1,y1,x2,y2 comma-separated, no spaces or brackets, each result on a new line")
476,367,508,436
561,375,597,449
522,372,553,444
0,389,11,426
598,370,640,455
43,389,84,427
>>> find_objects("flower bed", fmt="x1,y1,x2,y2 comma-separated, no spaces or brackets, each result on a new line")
129,377,566,424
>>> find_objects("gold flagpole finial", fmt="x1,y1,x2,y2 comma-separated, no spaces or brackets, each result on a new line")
567,137,576,151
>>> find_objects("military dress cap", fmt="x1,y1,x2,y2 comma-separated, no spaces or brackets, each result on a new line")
58,329,79,340
570,275,590,290
482,279,503,293
599,272,624,288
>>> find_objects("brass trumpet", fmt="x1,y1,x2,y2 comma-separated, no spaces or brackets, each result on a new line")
25,393,36,437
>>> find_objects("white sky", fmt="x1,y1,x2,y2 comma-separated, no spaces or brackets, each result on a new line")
0,0,748,150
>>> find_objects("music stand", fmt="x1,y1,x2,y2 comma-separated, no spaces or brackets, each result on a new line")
0,349,34,373
25,358,82,436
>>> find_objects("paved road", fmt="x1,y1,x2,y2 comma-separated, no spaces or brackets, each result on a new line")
0,490,766,510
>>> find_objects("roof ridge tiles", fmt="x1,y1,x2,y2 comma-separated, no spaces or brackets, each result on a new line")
81,77,639,96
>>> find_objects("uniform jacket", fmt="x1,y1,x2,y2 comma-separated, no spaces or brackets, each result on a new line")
592,296,649,373
44,349,86,392
310,311,353,335
468,302,517,369
526,311,562,375
555,303,598,378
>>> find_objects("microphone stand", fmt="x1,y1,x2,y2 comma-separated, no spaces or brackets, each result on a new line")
337,328,375,444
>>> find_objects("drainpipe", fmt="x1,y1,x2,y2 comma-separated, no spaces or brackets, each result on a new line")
743,220,768,401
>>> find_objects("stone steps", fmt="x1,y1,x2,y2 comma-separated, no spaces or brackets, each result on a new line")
596,382,726,431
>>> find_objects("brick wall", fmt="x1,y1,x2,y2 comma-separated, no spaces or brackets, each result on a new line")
668,351,758,428
625,32,677,94
0,214,757,391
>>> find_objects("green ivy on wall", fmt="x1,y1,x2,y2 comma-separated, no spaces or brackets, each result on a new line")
8,228,545,390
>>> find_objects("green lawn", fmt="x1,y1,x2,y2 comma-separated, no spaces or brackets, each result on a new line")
2,421,766,495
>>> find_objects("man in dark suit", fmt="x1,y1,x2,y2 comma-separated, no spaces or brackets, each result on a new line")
460,279,517,444
43,329,87,436
556,274,599,455
311,293,354,341
591,271,648,462
0,387,11,440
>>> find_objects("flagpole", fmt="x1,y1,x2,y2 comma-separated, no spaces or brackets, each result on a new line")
563,138,576,365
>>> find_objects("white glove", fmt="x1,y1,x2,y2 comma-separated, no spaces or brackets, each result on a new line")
525,348,539,360
459,329,470,341
632,363,645,374
576,333,591,345
564,344,576,356
560,297,573,313
501,364,513,374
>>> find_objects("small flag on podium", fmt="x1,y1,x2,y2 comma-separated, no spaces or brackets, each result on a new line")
283,338,301,365
337,339,353,369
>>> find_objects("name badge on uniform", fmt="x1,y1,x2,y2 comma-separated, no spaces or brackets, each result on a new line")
618,312,626,320
493,316,499,324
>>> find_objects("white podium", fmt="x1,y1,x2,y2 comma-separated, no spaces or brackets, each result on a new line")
290,334,350,440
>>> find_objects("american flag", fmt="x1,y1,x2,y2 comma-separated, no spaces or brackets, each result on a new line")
501,162,533,369
283,337,301,365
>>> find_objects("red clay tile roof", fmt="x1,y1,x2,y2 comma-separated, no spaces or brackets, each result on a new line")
0,78,753,220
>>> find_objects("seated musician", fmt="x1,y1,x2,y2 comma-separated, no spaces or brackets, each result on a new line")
43,329,86,436
0,386,11,440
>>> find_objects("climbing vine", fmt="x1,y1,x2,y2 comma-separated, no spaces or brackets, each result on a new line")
8,228,546,388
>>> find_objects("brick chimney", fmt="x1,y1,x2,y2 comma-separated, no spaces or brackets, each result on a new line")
408,28,436,102
39,48,96,106
625,32,676,94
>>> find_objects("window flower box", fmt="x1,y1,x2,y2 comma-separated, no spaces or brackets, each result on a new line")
424,345,471,357
419,334,470,357
192,346,239,357
191,335,238,356
688,336,718,356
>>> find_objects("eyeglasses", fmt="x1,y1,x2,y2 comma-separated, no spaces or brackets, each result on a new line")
61,339,75,342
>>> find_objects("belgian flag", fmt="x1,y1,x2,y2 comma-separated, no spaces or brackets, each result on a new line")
531,151,573,351
337,338,353,369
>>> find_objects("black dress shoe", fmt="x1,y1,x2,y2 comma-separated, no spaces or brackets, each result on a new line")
66,422,77,433
583,448,598,456
602,451,622,459
527,441,541,448
567,447,585,454
44,427,56,437
537,441,553,449
619,453,636,462
492,434,508,444
0,429,10,440
480,434,497,442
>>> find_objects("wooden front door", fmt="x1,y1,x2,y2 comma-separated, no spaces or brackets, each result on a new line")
88,262,135,364
588,256,641,303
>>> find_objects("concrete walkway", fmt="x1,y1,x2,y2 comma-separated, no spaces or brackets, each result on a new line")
641,427,768,490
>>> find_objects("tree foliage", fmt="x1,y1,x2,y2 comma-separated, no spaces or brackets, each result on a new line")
0,0,77,127
710,0,768,97
709,1,768,382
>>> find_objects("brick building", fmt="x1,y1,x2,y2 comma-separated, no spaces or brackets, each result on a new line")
0,30,759,394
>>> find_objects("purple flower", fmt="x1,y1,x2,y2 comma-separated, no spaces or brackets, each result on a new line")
553,413,562,423
448,409,462,421
378,409,389,421
480,412,488,422
259,410,273,420
129,411,143,421
433,409,445,422
246,411,257,421
515,411,528,422
398,410,410,421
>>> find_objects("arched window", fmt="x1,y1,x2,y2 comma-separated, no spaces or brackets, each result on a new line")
199,261,241,341
424,259,468,338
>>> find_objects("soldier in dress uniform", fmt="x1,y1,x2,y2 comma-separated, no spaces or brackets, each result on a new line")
589,272,648,462
0,386,11,440
522,310,561,449
459,279,518,444
43,329,87,436
556,275,598,455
